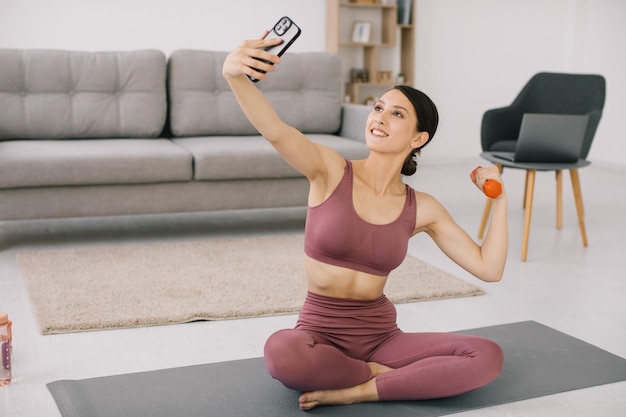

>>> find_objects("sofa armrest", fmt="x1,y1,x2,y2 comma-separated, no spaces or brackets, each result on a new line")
338,104,370,143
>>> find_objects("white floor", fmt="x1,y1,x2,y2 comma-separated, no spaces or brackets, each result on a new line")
1,159,625,416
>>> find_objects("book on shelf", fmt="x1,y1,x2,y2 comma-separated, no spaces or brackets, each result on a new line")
397,0,412,25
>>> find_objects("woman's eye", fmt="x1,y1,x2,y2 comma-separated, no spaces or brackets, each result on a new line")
394,111,404,118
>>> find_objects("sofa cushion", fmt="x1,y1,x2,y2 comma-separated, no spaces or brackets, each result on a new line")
168,51,342,137
172,134,370,181
0,139,192,189
0,49,167,140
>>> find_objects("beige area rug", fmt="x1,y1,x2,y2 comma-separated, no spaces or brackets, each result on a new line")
17,234,483,335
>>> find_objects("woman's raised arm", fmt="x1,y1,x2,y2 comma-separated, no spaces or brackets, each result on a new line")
222,37,342,182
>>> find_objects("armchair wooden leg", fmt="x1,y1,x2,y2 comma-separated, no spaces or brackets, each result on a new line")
521,169,536,261
478,198,492,240
523,170,530,209
570,169,588,247
556,170,563,229
477,164,503,240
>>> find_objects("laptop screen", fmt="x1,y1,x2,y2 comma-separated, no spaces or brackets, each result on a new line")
511,113,589,163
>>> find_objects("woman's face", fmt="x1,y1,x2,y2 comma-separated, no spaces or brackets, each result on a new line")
365,89,427,154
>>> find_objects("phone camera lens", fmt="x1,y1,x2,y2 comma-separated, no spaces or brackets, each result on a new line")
276,18,290,34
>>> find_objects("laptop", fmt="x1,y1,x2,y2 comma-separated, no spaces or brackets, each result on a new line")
492,113,589,163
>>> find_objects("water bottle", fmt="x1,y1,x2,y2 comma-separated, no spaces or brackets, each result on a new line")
0,312,12,386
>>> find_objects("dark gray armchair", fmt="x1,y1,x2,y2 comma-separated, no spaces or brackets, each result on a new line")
478,72,606,261
481,72,605,158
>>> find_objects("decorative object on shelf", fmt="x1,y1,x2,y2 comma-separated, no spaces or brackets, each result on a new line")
351,21,372,43
327,0,414,104
398,0,412,24
363,96,376,106
350,68,369,83
396,72,405,83
377,71,392,83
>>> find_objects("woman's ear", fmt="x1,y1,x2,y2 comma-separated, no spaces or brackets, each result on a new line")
412,131,430,149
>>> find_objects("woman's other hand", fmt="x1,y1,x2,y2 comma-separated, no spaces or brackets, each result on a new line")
470,165,504,199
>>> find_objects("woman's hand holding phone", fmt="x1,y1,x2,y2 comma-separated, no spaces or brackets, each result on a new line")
223,16,301,82
222,37,282,81
247,16,301,82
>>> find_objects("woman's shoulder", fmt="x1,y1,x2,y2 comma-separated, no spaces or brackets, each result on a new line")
413,189,438,205
413,189,453,233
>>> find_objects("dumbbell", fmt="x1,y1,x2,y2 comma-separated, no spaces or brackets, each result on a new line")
470,166,502,198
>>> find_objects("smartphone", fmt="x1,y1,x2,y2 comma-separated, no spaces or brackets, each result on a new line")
248,16,301,82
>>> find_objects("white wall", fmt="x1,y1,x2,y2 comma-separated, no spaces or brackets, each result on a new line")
1,0,624,167
415,0,625,168
0,0,325,53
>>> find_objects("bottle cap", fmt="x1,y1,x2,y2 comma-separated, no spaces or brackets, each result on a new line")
0,312,8,325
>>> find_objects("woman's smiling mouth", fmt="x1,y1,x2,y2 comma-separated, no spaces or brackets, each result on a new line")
371,128,388,137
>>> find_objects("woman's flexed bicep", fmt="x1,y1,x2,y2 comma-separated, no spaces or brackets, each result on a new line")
416,193,507,283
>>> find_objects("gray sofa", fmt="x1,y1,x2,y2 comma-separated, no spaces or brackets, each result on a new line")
0,49,370,221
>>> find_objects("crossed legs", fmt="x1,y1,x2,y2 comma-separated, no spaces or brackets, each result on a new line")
264,328,504,409
370,331,504,401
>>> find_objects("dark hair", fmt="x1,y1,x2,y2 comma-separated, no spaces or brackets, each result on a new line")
392,85,439,176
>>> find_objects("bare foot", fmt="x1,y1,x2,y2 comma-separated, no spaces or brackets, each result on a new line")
367,362,393,376
298,363,393,411
299,378,377,411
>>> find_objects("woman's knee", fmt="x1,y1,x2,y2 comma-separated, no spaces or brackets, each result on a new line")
264,329,315,387
265,329,312,359
476,337,504,382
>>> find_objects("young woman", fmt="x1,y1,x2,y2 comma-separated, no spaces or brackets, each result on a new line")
222,36,508,411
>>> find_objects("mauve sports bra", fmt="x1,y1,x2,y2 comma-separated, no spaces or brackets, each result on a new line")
304,160,416,276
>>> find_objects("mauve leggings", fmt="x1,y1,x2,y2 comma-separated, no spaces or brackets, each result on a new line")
264,292,504,401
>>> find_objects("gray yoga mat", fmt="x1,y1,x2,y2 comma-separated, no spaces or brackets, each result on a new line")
47,321,626,417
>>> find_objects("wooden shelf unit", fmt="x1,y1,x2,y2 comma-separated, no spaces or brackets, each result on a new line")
326,0,416,104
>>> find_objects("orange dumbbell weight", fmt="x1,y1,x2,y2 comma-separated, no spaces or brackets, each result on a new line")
470,166,502,198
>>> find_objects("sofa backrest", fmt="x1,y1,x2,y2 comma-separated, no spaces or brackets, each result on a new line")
0,49,167,140
167,50,342,136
